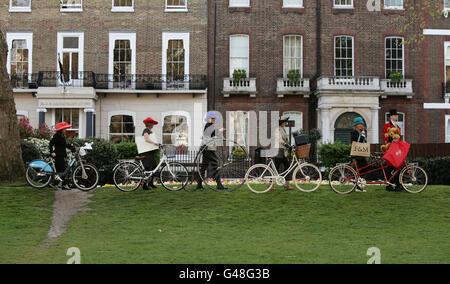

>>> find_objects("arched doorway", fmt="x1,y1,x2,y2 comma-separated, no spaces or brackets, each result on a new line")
334,112,366,144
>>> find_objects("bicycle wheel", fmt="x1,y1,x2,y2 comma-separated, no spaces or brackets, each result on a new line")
72,163,99,191
25,165,52,189
113,162,143,192
399,164,428,194
160,162,189,191
293,163,322,192
196,139,249,192
329,164,358,194
245,164,275,194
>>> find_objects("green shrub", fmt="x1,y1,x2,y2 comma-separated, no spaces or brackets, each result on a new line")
26,138,50,157
407,157,450,185
232,69,247,81
68,138,119,169
287,69,301,84
21,140,41,164
318,141,352,170
115,142,138,159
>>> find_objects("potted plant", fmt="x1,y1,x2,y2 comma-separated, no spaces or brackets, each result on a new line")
287,69,301,85
231,148,246,160
232,69,247,82
389,72,403,84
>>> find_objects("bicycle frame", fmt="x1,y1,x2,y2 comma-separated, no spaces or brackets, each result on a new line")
350,157,408,186
266,150,307,179
129,148,179,181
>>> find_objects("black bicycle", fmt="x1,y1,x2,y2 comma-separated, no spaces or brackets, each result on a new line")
25,142,99,191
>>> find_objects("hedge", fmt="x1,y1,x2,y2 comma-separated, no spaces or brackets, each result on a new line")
21,140,42,164
407,157,450,185
115,142,138,159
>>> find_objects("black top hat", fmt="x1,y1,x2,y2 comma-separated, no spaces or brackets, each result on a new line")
389,109,398,116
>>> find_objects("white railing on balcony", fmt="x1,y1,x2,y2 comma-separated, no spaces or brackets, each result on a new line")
223,78,257,97
276,78,310,97
317,76,381,91
380,79,414,97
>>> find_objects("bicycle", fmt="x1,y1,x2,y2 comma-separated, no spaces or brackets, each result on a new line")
194,137,250,192
25,142,99,191
113,145,190,192
245,145,322,194
328,152,428,194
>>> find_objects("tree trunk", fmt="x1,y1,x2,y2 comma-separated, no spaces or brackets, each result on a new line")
0,30,25,182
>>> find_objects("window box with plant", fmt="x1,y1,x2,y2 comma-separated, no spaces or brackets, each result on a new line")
277,69,310,97
380,72,414,98
223,69,257,97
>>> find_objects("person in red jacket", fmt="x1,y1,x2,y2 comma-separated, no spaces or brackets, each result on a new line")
382,109,402,192
383,109,402,143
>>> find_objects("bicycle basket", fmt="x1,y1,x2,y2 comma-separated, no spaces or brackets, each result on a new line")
296,144,311,159
164,145,177,158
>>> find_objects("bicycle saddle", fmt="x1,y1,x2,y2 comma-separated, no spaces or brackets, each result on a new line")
135,156,146,160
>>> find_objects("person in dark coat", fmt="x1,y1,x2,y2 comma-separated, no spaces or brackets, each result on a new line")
142,117,160,190
350,117,368,193
49,122,74,190
195,111,226,190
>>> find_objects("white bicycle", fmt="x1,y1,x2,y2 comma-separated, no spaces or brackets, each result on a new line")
245,145,322,194
112,145,189,192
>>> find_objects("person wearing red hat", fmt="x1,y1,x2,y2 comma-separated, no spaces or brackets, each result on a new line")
142,117,160,190
49,122,74,190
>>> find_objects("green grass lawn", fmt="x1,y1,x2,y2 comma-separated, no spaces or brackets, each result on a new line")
0,184,449,264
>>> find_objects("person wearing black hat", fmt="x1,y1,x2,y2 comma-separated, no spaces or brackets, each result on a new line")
272,116,292,190
382,109,402,192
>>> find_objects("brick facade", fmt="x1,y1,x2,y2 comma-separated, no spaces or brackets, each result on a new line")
208,0,450,145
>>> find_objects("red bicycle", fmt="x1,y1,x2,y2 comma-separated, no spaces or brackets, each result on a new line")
328,152,428,194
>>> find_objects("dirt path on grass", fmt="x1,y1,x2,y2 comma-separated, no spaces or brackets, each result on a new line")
42,189,92,246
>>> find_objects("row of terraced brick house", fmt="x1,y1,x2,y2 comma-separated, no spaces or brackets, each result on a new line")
2,0,450,151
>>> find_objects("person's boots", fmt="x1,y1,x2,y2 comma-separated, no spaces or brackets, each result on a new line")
148,177,157,189
285,181,292,190
216,179,227,190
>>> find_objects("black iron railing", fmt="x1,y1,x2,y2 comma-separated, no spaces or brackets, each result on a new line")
9,73,39,89
9,72,208,91
95,74,208,91
37,71,96,88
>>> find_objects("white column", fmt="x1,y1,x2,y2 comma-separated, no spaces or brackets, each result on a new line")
321,109,330,144
370,107,380,144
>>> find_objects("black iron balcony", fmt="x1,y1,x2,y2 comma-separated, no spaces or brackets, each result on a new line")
9,72,208,91
94,74,208,91
9,73,39,89
37,71,95,88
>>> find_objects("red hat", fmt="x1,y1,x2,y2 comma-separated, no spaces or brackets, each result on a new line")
143,117,158,125
55,122,71,132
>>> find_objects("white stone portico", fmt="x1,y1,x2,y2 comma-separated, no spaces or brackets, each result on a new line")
316,77,382,144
